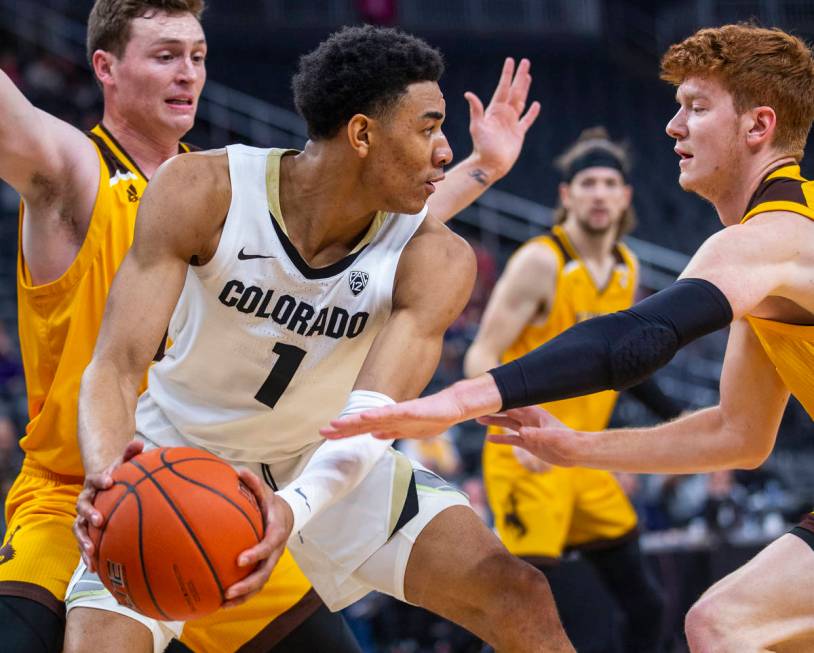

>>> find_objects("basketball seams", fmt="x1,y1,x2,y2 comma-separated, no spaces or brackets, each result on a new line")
130,458,228,604
159,449,263,541
96,479,171,620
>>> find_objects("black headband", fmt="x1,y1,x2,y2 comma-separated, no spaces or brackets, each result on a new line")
563,148,627,183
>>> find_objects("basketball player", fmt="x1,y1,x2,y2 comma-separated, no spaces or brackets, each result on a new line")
68,24,572,653
325,24,814,652
468,127,667,652
0,2,540,652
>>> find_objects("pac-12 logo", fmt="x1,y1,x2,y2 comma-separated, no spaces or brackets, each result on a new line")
349,270,369,296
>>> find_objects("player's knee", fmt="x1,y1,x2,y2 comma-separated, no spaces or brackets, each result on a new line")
478,555,559,639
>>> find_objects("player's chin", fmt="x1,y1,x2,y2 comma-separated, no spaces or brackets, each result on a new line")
161,111,196,136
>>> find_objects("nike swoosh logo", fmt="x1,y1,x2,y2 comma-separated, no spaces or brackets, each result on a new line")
238,247,276,261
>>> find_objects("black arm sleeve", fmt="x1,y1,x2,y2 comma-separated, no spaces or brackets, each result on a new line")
488,278,732,411
627,377,683,420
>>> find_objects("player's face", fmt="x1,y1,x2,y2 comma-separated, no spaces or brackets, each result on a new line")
561,167,630,236
109,12,206,138
666,76,743,201
366,81,453,214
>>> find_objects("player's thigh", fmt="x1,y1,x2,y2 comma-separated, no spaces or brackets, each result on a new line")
566,468,637,547
64,560,179,653
690,532,814,649
64,606,155,653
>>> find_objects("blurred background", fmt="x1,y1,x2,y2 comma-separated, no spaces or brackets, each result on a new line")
1,1,813,651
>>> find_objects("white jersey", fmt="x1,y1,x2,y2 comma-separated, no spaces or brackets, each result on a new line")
136,145,425,477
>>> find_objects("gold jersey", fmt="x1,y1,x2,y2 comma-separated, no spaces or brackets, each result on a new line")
17,124,191,477
742,164,814,418
498,224,639,431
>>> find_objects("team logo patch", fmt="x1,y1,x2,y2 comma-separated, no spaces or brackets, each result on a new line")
349,270,369,296
0,525,20,565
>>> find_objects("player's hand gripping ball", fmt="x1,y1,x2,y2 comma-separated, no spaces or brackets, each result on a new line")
89,447,264,620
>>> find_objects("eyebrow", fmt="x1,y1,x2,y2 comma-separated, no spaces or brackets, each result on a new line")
151,38,207,46
421,111,444,121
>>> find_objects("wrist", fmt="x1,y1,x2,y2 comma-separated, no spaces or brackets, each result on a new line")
462,152,501,187
449,375,503,422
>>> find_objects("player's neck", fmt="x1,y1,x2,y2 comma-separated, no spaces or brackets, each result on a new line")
100,111,182,179
277,143,380,266
712,154,797,226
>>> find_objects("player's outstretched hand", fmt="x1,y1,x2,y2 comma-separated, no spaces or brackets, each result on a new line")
322,376,504,440
481,406,577,467
466,57,541,181
74,439,144,572
224,468,293,608
322,388,467,440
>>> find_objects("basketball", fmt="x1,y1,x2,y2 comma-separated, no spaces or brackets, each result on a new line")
89,446,264,621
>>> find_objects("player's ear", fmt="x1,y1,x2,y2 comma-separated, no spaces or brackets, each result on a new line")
558,182,571,209
91,50,116,88
347,114,372,158
745,106,777,149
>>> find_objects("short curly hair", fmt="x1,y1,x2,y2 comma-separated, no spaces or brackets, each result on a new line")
661,24,814,160
292,25,444,141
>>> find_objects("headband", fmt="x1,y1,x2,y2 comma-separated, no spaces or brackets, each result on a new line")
563,148,627,182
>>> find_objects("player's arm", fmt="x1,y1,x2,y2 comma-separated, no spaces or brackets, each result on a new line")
322,210,807,439
464,242,557,377
74,152,229,565
0,69,98,225
426,58,540,223
486,319,789,473
280,218,476,532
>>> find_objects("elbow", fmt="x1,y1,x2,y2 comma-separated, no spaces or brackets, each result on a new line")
737,442,773,470
729,427,774,470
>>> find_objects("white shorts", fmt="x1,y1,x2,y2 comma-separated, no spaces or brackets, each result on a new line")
65,444,469,652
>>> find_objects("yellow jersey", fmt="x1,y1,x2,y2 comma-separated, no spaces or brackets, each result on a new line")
497,224,639,431
742,164,814,418
17,124,191,477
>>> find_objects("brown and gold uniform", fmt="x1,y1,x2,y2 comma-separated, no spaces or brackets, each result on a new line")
1,125,318,650
483,225,639,560
740,164,814,542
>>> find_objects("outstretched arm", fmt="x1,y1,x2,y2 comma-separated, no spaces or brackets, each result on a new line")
324,211,811,439
484,319,788,473
427,58,540,223
0,69,99,282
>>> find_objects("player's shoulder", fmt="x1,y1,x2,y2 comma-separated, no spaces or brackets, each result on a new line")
152,148,230,199
506,233,560,277
411,212,475,264
398,212,476,286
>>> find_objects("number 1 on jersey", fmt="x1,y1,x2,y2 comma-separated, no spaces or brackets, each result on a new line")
255,342,306,409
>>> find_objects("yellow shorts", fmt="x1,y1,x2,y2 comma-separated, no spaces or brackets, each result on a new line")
483,441,637,560
3,457,317,651
0,457,83,615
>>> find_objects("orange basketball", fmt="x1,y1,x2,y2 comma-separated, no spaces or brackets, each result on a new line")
89,446,264,621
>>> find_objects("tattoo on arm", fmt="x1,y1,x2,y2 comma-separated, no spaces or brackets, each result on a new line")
469,168,489,187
